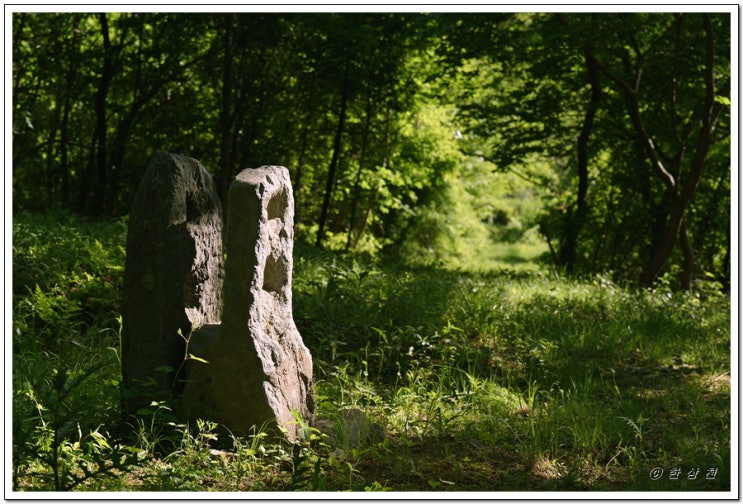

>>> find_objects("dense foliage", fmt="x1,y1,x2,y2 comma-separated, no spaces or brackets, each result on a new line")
12,210,731,492
10,11,734,492
12,11,731,288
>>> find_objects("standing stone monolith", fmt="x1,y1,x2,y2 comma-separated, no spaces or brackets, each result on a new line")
182,166,315,440
121,152,224,418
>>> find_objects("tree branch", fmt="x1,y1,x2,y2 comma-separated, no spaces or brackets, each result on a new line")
679,14,729,207
585,50,677,191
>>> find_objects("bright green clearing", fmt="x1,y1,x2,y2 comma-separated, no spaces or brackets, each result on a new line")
12,210,731,492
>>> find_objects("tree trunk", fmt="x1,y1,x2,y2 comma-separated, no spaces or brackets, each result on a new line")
79,13,121,214
346,92,373,250
293,121,310,226
353,103,392,249
589,15,727,288
560,50,601,273
58,18,81,206
216,15,236,207
44,98,61,204
315,68,349,248
639,17,728,288
107,87,172,212
678,217,695,290
721,221,730,291
106,109,138,213
92,13,117,214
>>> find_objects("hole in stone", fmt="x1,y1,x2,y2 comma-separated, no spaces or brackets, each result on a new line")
263,254,288,293
267,187,287,221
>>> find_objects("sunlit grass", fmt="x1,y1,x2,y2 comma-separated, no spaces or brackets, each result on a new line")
468,232,549,273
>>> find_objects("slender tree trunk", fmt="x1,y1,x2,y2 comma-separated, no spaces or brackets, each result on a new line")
104,20,144,213
560,50,601,273
292,74,319,228
79,13,121,214
107,86,172,212
44,100,61,203
216,15,235,207
293,121,310,226
678,217,695,290
721,222,730,291
106,110,138,213
315,68,349,248
78,16,109,212
59,101,72,204
346,92,372,250
92,13,117,214
352,103,392,249
58,19,81,206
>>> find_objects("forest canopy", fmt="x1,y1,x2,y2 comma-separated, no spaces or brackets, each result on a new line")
11,10,731,290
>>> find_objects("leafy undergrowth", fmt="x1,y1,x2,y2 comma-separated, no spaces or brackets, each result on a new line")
12,210,731,494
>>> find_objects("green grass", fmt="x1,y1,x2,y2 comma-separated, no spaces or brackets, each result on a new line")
11,209,731,493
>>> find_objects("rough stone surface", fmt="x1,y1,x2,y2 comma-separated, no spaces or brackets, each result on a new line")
121,152,223,417
182,166,315,440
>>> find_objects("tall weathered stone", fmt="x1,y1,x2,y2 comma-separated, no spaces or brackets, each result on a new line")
121,152,223,417
182,166,315,440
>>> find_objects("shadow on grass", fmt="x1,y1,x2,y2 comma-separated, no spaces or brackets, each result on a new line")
291,252,731,492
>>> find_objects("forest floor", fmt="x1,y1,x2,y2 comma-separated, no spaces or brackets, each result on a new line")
11,209,732,495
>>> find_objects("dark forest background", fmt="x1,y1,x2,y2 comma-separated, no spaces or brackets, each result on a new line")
12,12,731,290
